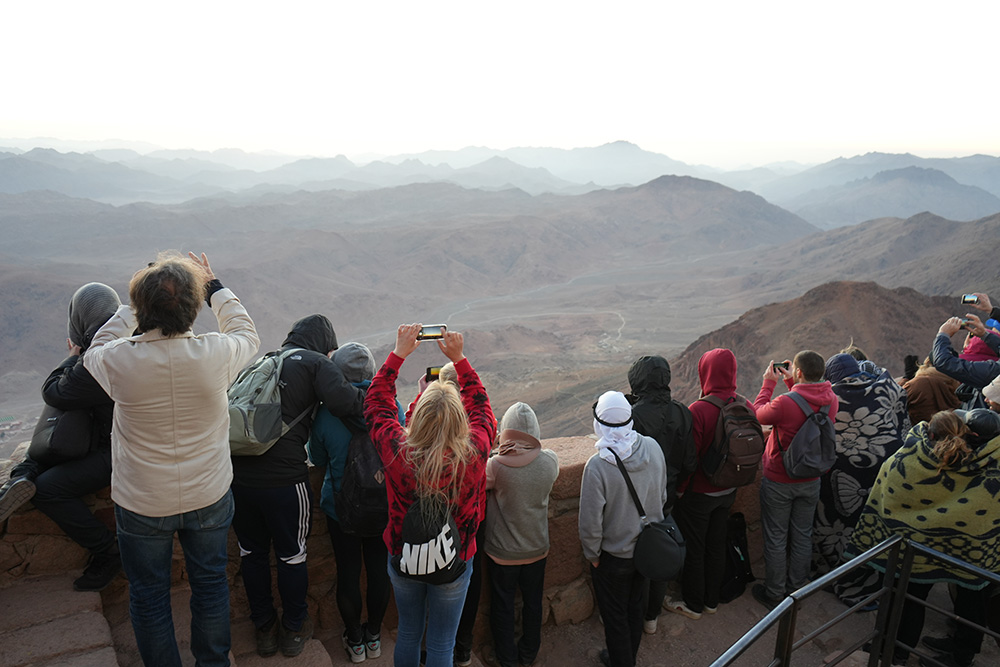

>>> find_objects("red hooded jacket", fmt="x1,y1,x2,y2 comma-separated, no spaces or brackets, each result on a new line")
754,377,838,484
685,348,756,494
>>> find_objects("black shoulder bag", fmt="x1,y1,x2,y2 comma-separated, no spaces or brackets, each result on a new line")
609,449,686,582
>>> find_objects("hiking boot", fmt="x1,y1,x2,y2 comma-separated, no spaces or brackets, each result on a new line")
73,545,121,592
343,629,366,663
279,614,313,657
256,617,279,657
0,477,36,523
363,624,381,659
752,584,782,611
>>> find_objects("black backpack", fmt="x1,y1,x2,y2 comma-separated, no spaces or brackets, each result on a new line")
719,512,756,603
777,391,837,478
697,395,764,488
333,418,389,537
391,495,466,585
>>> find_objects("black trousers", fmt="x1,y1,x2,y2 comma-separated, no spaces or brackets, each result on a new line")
489,557,546,667
455,523,485,655
898,582,988,663
673,490,735,613
592,553,647,667
31,447,114,553
327,516,391,641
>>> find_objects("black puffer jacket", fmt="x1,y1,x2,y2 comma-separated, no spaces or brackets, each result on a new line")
232,314,365,487
626,355,696,512
42,355,115,452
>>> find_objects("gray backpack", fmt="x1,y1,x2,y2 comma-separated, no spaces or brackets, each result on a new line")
777,391,836,478
228,348,310,456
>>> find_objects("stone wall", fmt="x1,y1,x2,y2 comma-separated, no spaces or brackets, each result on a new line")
0,436,764,650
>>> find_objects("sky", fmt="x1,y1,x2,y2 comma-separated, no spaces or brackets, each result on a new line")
3,1,999,169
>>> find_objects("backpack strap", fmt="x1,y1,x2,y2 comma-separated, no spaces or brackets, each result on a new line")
276,347,311,429
609,449,650,528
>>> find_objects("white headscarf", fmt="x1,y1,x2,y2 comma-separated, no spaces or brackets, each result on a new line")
593,390,638,464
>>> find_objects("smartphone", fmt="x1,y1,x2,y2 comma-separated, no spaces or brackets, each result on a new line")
425,366,442,382
772,361,790,371
417,324,446,340
962,294,980,304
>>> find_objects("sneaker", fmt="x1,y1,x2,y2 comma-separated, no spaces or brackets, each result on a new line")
343,629,366,663
663,598,702,620
643,617,658,634
280,614,313,657
751,584,781,612
703,605,718,615
0,477,36,523
256,617,279,657
73,546,121,592
454,647,472,667
363,624,381,659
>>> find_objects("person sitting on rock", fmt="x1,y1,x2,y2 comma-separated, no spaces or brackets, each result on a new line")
0,282,121,592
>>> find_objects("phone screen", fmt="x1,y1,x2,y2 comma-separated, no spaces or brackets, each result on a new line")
417,324,446,340
426,366,442,382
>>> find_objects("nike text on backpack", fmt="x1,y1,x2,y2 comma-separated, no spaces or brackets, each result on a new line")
334,415,389,537
228,348,311,456
391,496,466,585
777,391,837,478
697,395,765,487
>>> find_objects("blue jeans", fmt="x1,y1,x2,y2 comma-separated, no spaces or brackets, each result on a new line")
387,554,473,667
116,491,234,667
759,476,820,600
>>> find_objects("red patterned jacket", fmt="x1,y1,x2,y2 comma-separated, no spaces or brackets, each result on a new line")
366,352,495,561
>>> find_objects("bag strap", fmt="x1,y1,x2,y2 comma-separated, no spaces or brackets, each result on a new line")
775,391,827,452
275,347,311,430
609,449,650,528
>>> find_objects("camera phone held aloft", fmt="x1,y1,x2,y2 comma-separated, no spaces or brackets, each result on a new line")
962,294,980,304
417,324,447,340
772,361,790,372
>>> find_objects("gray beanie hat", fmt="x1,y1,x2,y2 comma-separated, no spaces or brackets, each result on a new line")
333,342,376,383
68,282,121,351
499,402,541,440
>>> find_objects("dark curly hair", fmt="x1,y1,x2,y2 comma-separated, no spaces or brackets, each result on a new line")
129,252,208,336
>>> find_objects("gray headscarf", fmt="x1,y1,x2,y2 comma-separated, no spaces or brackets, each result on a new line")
68,282,121,351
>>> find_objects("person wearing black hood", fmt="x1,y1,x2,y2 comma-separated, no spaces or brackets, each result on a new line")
232,314,365,658
624,355,695,634
0,282,121,592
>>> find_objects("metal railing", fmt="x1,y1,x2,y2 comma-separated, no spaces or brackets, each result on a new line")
711,535,1000,666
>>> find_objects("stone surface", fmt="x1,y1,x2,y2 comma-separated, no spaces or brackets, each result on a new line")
23,534,89,574
39,646,120,666
547,436,592,500
0,610,112,666
548,577,594,626
0,573,101,633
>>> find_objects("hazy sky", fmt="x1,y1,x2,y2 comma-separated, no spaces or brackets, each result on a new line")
4,1,998,168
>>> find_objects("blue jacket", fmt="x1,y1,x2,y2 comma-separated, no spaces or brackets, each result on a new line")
306,379,403,521
931,332,1000,388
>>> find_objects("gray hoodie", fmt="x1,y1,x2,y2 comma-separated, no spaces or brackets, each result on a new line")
578,434,667,561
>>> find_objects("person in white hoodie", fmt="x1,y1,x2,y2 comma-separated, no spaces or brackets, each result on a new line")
483,402,559,667
578,391,667,667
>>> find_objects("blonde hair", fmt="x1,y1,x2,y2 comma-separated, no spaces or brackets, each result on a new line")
438,361,458,386
928,411,972,470
405,380,472,505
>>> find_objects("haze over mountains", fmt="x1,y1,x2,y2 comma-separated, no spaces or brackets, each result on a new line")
1,138,998,444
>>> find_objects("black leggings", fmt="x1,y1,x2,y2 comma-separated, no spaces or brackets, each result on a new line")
327,515,391,641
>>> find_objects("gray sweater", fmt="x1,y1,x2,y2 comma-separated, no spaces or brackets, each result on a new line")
484,449,560,563
578,435,667,561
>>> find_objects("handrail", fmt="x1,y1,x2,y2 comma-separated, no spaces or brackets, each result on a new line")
712,535,1000,667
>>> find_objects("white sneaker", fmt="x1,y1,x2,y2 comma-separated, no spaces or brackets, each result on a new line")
643,617,658,634
343,631,366,663
663,599,702,620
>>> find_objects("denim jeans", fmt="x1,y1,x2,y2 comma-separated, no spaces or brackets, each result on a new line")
759,476,820,599
387,554,473,667
116,491,234,667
